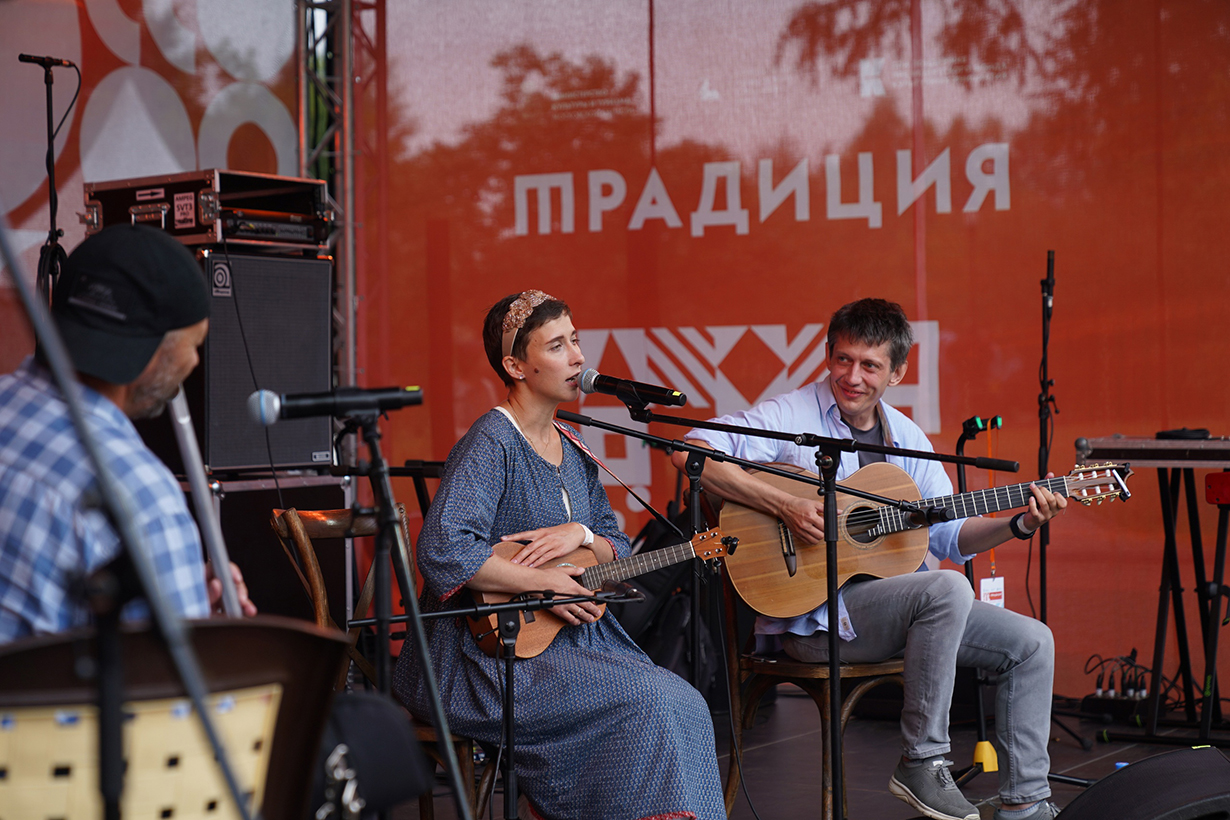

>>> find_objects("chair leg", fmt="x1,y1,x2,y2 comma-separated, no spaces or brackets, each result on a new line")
723,673,779,816
723,725,743,817
475,756,498,818
818,679,834,820
722,672,749,816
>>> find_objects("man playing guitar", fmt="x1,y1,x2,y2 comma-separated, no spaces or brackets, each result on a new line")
673,298,1066,820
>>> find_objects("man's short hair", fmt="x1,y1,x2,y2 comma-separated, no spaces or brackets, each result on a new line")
51,224,208,384
826,298,914,370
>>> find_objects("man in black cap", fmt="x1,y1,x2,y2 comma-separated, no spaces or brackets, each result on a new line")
0,224,254,643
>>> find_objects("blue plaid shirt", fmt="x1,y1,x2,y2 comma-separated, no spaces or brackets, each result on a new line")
0,358,210,643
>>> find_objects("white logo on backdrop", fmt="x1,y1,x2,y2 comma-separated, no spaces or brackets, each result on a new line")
576,322,940,508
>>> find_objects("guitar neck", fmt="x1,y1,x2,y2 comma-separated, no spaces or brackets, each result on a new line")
579,540,697,589
882,476,1069,533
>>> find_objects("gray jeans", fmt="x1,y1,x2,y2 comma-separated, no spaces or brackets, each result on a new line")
780,569,1054,804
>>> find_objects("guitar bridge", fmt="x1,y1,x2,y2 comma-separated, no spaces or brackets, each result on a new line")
777,520,797,577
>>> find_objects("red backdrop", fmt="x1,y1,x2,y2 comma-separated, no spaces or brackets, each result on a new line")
356,1,1230,697
4,0,1229,699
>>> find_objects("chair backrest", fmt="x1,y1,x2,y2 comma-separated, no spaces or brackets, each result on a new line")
270,504,413,631
0,617,346,820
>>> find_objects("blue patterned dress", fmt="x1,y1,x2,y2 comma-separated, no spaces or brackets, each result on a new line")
393,410,724,820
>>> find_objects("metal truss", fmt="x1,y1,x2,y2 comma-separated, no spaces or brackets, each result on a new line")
297,0,385,391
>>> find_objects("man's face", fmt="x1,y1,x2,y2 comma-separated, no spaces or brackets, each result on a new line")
126,319,209,420
825,334,908,431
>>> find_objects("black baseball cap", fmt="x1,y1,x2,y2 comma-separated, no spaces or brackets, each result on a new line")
52,224,209,384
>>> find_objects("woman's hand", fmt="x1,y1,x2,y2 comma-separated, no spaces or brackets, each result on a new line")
501,522,589,567
536,565,603,625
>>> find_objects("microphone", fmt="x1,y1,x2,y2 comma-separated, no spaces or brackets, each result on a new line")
248,386,423,424
19,53,75,68
579,368,686,408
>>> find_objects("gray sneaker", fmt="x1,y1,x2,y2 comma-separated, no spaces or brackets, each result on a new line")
888,757,980,820
994,802,1060,820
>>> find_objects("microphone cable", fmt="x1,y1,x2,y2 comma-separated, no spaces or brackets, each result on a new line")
217,234,285,512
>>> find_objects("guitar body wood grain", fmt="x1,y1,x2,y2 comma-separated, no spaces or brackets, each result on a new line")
721,462,929,618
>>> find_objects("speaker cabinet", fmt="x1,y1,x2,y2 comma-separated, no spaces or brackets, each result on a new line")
1060,746,1230,820
138,250,334,474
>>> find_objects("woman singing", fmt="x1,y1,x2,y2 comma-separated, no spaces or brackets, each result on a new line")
393,290,724,820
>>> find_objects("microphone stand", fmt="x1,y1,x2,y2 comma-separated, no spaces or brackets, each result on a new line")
562,406,1016,819
953,414,1000,786
1039,250,1058,624
351,590,645,820
21,57,71,306
342,414,474,820
1035,253,1095,774
0,204,252,819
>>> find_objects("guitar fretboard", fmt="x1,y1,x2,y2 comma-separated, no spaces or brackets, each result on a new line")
580,540,697,589
877,476,1070,534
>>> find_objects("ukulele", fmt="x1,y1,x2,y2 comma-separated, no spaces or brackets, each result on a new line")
469,527,730,658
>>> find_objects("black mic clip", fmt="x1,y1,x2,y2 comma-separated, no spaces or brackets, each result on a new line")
903,504,956,528
599,579,646,603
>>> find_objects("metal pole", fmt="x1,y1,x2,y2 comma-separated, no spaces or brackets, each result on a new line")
341,0,357,388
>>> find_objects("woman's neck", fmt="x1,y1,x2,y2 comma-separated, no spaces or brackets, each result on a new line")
505,391,555,435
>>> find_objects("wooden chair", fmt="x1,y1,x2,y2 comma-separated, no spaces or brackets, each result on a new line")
270,505,495,819
0,617,347,820
720,572,905,819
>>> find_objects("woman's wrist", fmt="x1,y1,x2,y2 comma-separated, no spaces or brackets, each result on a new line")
577,522,595,547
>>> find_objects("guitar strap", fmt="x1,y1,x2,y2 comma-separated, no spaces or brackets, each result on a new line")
553,420,657,517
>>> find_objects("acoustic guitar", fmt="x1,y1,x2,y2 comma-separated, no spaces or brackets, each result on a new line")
469,527,731,658
720,461,1133,618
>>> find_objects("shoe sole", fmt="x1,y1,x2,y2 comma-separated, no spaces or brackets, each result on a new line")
888,774,980,820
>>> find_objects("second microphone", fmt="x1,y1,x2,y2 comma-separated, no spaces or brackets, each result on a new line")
248,385,423,424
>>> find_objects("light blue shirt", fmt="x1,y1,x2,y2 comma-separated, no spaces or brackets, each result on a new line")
688,376,970,641
0,358,210,643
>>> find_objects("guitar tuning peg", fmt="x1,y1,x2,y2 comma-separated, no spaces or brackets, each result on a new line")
1080,499,1092,506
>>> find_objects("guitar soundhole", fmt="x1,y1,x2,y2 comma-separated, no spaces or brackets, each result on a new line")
843,503,881,547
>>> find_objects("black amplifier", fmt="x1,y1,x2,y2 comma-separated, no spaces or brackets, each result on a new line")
82,169,331,251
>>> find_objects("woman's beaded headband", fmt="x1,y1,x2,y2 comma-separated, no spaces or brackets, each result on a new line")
501,289,554,358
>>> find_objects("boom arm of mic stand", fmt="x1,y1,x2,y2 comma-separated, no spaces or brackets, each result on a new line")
556,409,984,516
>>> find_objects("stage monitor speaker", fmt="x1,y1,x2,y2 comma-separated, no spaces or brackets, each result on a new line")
137,250,334,474
1060,746,1230,820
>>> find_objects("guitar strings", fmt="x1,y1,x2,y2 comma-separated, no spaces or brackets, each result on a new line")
838,477,1068,530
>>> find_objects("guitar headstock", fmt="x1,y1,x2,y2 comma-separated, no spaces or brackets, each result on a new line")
693,526,735,559
1066,463,1134,505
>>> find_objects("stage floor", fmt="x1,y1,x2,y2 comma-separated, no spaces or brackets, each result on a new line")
402,684,1186,819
